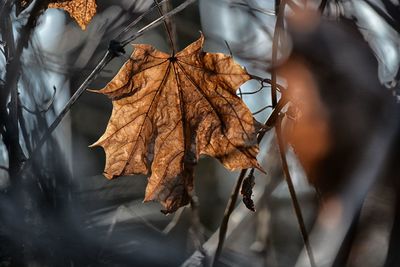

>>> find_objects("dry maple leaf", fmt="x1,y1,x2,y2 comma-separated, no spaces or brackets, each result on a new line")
48,0,97,30
91,34,261,213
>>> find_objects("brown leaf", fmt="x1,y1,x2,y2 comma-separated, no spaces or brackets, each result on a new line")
91,34,261,213
48,0,97,30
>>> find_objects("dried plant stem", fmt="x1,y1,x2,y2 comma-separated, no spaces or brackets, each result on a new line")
275,116,316,267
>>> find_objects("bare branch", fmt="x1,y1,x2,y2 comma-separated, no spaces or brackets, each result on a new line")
252,105,273,115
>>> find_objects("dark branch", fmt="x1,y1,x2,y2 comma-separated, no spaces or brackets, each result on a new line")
276,115,316,267
271,0,286,108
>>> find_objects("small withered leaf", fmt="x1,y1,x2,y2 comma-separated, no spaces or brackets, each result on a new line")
241,169,256,212
48,0,97,30
91,34,261,213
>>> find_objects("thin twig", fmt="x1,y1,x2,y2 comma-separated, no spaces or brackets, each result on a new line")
225,40,244,98
212,95,288,266
162,206,186,234
252,105,273,115
121,0,197,46
20,86,57,114
122,205,164,234
212,169,248,266
271,3,316,265
17,95,33,154
154,0,176,54
229,1,275,16
238,87,266,95
182,146,281,267
271,0,287,108
250,74,286,92
162,0,178,53
115,0,169,40
232,0,274,39
275,115,316,267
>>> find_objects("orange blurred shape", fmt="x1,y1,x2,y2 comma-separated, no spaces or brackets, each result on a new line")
279,58,330,183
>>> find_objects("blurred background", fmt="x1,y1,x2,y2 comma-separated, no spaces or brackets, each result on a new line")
0,0,399,266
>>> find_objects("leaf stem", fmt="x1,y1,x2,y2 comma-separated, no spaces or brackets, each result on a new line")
154,0,176,55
